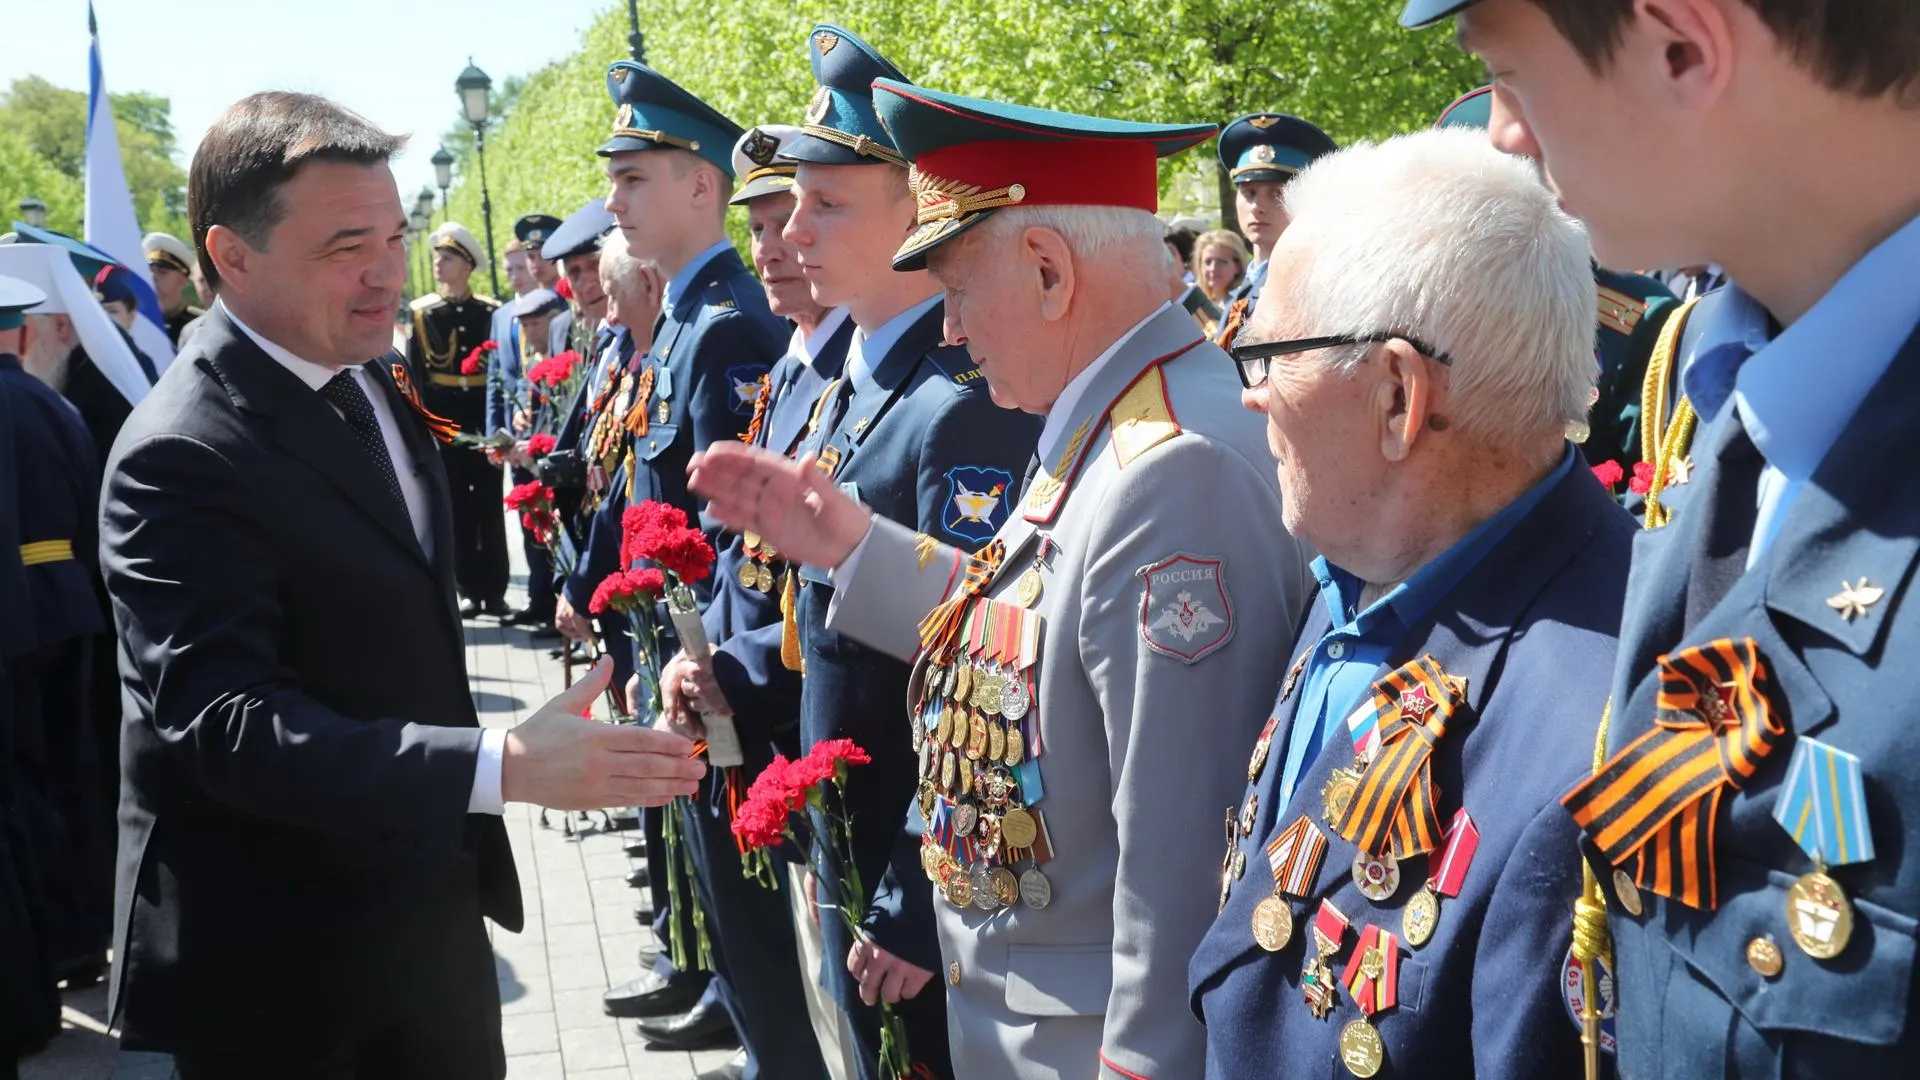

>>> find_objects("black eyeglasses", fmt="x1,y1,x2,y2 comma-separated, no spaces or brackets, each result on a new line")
1227,331,1455,389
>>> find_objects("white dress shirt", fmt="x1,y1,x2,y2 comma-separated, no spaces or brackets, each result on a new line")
224,302,506,815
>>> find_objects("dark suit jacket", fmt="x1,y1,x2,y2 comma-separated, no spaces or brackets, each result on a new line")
100,308,520,1054
1598,320,1920,1079
1191,458,1634,1079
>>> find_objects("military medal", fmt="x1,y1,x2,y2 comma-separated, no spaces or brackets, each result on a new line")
1338,925,1399,1078
954,663,973,705
1238,795,1259,838
920,838,945,879
1302,900,1349,1019
1611,869,1643,917
1000,675,1030,721
1280,653,1308,703
737,562,759,589
966,713,989,761
1000,807,1038,850
1247,715,1280,782
1771,737,1872,959
949,708,968,750
988,719,1006,763
970,863,997,911
1403,809,1479,947
756,564,775,592
1251,896,1294,952
1322,767,1361,826
1003,724,1025,767
989,868,1020,908
1352,850,1400,902
940,749,957,791
944,868,974,908
1219,809,1241,914
1016,568,1043,608
1019,867,1052,909
952,802,979,839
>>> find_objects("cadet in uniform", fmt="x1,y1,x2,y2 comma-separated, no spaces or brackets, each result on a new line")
1435,84,1677,471
1188,129,1632,1080
407,222,508,618
142,232,203,347
689,78,1308,1080
1407,1,1920,1077
1211,113,1337,348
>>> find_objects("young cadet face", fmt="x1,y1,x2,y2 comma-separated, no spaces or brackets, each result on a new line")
603,149,704,264
528,251,560,289
503,249,537,295
783,163,916,311
746,190,815,319
432,248,473,294
1235,179,1290,255
207,159,406,369
1458,0,1681,268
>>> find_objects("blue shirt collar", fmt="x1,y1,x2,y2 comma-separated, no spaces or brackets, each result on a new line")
1312,445,1577,637
662,240,737,320
1684,209,1920,480
848,293,942,394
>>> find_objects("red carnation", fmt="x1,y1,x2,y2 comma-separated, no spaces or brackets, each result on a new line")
811,739,872,768
503,481,553,512
588,568,666,616
526,432,557,457
1591,460,1625,490
554,277,574,301
480,339,499,351
459,346,486,376
1628,460,1656,496
746,754,804,811
782,753,837,793
730,794,793,851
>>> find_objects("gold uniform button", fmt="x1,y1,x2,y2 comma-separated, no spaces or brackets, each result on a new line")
1746,937,1784,978
947,961,962,987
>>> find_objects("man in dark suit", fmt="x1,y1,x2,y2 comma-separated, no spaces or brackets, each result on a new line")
100,90,706,1080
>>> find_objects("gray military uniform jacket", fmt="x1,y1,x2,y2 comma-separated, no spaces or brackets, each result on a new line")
828,303,1312,1079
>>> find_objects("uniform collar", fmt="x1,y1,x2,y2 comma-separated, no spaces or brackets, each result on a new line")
847,293,942,393
1035,301,1170,464
663,239,738,318
794,307,852,369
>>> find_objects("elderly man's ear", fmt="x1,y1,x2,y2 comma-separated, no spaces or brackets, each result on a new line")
1020,226,1076,322
1376,339,1446,463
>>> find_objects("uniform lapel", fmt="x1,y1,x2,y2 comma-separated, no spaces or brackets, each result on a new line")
768,318,855,456
367,359,462,617
831,301,946,480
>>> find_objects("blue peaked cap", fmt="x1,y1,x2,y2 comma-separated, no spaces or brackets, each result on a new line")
599,61,743,176
783,24,910,167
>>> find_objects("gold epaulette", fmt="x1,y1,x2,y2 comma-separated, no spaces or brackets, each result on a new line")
409,293,442,312
1109,367,1181,468
1596,285,1649,337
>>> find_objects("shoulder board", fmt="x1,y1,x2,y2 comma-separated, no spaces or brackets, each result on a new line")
923,344,986,388
184,305,206,317
1596,284,1651,337
409,293,443,311
1109,366,1182,468
477,295,502,311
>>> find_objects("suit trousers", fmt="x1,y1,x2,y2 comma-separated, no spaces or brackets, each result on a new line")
439,444,509,605
509,467,555,619
789,863,860,1080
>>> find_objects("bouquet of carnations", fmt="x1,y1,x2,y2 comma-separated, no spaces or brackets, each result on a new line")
504,480,573,579
449,340,517,453
588,500,717,723
524,349,587,437
734,740,921,1080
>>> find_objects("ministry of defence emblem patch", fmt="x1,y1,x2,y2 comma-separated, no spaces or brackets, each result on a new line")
1137,552,1234,664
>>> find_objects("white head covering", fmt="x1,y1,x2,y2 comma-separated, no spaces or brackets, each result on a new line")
430,222,485,268
143,231,196,276
0,244,149,406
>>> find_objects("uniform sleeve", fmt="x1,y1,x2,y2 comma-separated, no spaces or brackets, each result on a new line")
687,311,784,531
1472,789,1588,1078
1078,434,1312,1080
101,433,482,854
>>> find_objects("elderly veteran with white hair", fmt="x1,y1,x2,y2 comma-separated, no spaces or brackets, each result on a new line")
690,84,1311,1080
1188,128,1635,1080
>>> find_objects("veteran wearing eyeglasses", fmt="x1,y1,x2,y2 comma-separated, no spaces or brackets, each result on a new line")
1190,127,1637,1080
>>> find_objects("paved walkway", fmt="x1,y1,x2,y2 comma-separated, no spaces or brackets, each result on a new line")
20,528,732,1080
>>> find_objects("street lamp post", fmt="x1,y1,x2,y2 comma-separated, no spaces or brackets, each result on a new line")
408,207,431,298
430,147,454,224
455,58,502,299
18,196,47,229
626,0,646,63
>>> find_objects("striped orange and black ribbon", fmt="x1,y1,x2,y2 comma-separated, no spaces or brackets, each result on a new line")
1334,656,1463,858
1561,637,1784,910
739,373,774,445
388,363,461,444
916,539,1005,657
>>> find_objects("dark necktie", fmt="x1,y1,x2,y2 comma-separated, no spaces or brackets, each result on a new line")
320,369,408,520
1683,411,1765,632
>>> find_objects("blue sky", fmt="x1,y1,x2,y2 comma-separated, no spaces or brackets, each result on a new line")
2,0,614,205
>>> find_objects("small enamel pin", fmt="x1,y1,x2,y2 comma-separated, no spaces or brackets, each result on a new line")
1826,578,1885,622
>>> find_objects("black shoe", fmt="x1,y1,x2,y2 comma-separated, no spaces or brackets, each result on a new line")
56,953,106,990
623,839,648,858
695,1051,747,1080
458,600,483,618
609,808,640,831
626,866,651,889
481,599,513,618
602,970,706,1019
506,607,552,626
529,625,563,642
638,1000,739,1052
633,904,655,926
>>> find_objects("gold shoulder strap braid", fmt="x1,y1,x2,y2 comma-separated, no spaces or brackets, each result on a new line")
1638,297,1704,528
1574,701,1614,1080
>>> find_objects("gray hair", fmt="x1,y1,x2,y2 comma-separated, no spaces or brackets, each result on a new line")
598,230,658,300
971,204,1167,263
1276,128,1595,440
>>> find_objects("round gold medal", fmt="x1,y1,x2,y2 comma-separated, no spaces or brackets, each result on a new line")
966,713,989,762
1016,569,1043,608
1003,725,1026,767
1785,870,1854,959
940,749,956,791
990,868,1020,908
988,720,1006,763
1339,1018,1385,1078
1000,807,1038,850
756,564,775,593
920,842,944,880
954,663,973,705
1612,868,1643,917
1322,769,1360,826
737,562,760,590
943,871,973,909
1402,886,1439,947
1251,895,1294,952
975,672,1003,716
949,707,968,750
935,705,954,749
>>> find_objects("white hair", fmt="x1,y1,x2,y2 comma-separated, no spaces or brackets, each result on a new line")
1276,127,1595,440
972,204,1166,262
598,230,658,298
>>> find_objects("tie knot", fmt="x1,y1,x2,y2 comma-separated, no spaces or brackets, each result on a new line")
321,368,370,411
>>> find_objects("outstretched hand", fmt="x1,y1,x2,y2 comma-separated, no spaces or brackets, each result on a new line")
686,442,872,571
500,658,706,810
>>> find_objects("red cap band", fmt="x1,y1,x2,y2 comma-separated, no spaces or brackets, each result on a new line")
913,138,1160,215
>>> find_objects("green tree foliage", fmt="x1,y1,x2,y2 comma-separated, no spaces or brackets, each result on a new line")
439,1,1481,292
0,76,191,242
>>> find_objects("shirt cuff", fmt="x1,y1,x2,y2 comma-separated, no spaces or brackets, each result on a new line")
468,727,507,815
826,518,877,585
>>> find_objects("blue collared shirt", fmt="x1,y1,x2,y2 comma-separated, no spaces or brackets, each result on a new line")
661,239,737,324
1683,210,1920,560
1246,259,1269,297
1271,446,1576,808
846,294,942,394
